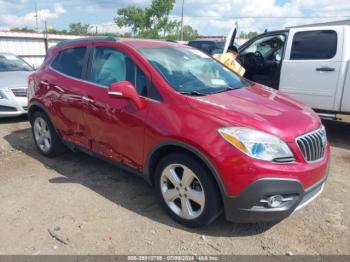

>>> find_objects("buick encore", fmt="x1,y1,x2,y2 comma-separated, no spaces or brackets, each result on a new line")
28,37,330,227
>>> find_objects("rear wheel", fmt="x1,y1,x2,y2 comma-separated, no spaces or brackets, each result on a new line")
32,111,66,157
155,153,222,228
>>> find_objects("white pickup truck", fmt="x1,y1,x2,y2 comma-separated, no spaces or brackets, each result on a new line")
236,20,350,120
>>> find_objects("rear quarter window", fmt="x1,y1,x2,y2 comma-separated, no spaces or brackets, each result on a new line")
51,47,87,78
290,30,337,60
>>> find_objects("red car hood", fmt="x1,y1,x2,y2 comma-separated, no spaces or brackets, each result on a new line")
187,85,321,142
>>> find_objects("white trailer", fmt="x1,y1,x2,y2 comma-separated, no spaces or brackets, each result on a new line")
0,32,86,68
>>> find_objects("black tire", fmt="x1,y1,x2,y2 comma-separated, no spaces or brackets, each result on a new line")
31,111,66,157
154,153,222,228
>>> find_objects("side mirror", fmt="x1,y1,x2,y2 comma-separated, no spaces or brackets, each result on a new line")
108,81,144,109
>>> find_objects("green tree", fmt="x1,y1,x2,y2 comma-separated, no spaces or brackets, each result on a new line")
69,22,91,35
10,27,36,33
182,25,198,41
114,0,176,38
115,6,147,36
147,0,175,37
239,31,258,39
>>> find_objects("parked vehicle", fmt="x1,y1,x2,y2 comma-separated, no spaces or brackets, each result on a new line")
235,20,350,119
0,53,33,117
188,40,227,56
28,37,330,227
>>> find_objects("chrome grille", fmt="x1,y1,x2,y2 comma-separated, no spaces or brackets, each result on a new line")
11,88,27,97
296,127,327,162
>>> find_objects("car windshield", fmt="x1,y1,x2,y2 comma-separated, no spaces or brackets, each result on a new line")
138,47,248,95
0,54,33,72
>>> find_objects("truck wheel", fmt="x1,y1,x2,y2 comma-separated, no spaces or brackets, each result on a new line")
155,153,222,228
32,111,66,157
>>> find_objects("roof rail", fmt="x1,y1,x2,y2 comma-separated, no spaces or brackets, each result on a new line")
56,36,117,47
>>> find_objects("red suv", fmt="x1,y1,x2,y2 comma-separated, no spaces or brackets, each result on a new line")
28,37,330,227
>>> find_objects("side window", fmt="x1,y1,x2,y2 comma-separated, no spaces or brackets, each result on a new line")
188,42,199,48
91,47,162,100
241,35,286,59
51,47,86,78
199,42,214,54
135,67,148,96
90,47,135,87
136,66,162,101
290,30,337,60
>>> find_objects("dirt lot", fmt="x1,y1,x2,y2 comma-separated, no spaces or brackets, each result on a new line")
0,116,349,255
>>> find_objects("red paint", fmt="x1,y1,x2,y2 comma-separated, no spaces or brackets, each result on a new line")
28,39,330,197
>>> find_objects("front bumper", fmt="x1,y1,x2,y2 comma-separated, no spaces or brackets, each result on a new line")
223,173,328,223
0,89,28,117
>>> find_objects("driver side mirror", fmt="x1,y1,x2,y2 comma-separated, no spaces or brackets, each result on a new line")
108,81,144,110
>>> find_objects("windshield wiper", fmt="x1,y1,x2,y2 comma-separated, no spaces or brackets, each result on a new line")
179,91,207,96
209,87,236,94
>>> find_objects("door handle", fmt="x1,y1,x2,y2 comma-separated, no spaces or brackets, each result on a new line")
40,80,49,86
316,67,335,72
54,85,64,93
82,96,94,103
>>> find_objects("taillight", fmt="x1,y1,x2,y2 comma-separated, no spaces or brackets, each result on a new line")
27,75,35,99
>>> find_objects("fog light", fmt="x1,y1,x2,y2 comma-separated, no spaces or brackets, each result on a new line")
267,195,284,208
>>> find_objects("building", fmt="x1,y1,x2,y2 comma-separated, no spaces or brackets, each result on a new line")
0,31,87,67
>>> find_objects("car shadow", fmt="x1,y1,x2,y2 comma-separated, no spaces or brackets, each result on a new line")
322,119,350,150
3,127,280,237
0,115,28,124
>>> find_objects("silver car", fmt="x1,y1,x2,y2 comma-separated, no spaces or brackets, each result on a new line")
0,53,34,117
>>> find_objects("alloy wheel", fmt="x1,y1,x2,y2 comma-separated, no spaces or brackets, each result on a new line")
160,164,205,220
33,117,52,153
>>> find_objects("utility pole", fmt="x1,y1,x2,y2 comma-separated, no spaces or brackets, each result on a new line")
44,20,48,53
34,2,39,32
180,0,185,41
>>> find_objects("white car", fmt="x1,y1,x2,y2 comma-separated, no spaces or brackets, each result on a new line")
0,53,33,117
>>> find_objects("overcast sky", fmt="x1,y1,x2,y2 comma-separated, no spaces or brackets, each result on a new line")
0,0,349,35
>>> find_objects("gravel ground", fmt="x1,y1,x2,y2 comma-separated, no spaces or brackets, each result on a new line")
0,116,349,255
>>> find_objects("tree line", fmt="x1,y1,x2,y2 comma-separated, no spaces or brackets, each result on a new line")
10,0,257,40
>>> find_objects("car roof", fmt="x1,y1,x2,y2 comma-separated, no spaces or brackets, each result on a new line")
56,37,184,49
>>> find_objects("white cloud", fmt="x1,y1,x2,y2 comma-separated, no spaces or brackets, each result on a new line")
1,0,349,35
171,0,350,35
0,3,65,29
89,22,129,34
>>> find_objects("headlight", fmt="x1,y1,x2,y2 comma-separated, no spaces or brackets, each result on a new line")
0,90,7,99
218,127,294,162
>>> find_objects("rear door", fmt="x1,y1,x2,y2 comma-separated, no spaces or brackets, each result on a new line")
47,46,90,148
279,27,343,111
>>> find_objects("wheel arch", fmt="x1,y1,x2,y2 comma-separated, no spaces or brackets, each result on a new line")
144,140,227,198
28,102,50,124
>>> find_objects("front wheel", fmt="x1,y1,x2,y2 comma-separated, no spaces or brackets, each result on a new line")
155,153,222,228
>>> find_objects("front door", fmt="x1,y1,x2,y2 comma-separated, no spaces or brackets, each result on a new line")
279,27,343,111
80,45,153,170
238,33,287,89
